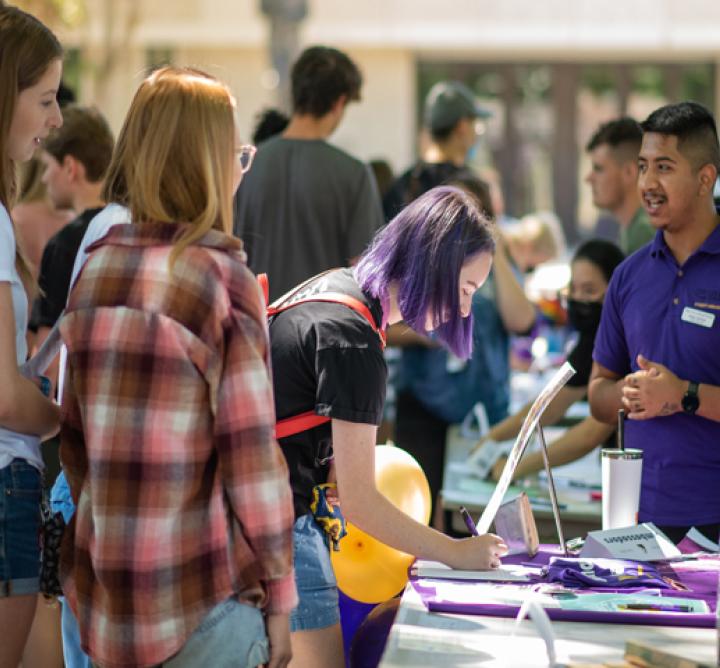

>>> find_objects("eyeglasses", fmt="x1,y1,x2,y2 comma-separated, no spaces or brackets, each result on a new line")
236,144,257,174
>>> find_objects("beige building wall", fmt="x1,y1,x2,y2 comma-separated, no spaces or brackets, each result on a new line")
173,47,277,142
332,49,416,173
55,1,720,177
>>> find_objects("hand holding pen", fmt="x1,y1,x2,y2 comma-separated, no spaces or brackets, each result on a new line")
459,506,479,535
455,506,508,570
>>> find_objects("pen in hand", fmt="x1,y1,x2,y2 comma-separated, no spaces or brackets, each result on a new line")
459,506,479,536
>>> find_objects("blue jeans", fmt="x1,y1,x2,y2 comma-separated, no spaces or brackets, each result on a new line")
89,599,267,668
61,596,92,668
163,598,268,668
53,471,93,667
0,459,41,597
290,513,340,632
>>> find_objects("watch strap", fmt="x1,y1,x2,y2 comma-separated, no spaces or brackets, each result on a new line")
682,381,700,414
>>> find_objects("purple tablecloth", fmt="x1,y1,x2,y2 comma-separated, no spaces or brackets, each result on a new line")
411,542,719,628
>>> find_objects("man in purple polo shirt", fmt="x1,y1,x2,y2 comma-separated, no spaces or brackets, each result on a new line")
589,101,720,544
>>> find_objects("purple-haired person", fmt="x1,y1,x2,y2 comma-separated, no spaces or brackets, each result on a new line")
268,185,509,667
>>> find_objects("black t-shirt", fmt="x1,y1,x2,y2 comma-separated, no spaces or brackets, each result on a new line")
566,332,596,388
30,207,103,330
270,268,387,518
383,161,463,220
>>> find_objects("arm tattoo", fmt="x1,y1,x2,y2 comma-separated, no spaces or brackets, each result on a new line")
659,402,680,416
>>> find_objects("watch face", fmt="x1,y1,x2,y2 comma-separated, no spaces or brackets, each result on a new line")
682,393,700,414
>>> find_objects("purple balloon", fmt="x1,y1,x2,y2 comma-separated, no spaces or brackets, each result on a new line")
349,598,401,668
339,590,376,664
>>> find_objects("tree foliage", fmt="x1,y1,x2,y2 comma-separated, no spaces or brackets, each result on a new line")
14,0,85,28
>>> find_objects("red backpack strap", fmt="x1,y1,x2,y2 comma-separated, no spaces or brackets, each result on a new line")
257,273,270,307
268,268,337,309
275,410,330,440
267,292,386,349
267,271,387,442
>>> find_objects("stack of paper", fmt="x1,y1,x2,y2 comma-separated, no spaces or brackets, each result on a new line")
411,559,536,582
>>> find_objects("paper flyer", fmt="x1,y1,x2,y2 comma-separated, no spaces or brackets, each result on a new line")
19,320,63,378
475,361,576,535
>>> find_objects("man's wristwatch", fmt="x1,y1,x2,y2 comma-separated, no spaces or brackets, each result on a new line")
681,381,700,415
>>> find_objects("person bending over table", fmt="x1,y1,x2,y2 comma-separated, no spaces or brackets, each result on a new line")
469,239,624,482
268,186,508,668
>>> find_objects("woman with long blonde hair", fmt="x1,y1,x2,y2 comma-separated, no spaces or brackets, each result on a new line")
59,66,295,668
0,6,63,667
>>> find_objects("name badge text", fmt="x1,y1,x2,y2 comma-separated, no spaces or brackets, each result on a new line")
681,306,715,328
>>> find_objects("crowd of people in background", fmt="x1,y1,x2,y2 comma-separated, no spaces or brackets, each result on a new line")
2,3,720,668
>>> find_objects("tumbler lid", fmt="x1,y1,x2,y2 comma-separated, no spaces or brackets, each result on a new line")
601,448,643,460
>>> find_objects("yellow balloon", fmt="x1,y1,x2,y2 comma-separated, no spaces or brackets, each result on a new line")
331,445,431,603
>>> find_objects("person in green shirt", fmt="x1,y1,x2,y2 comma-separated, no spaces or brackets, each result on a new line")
586,117,655,254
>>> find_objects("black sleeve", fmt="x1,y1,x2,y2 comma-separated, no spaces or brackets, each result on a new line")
35,235,74,328
315,346,387,426
566,335,595,388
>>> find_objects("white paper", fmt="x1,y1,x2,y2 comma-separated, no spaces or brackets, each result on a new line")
430,580,558,607
19,320,63,378
685,527,719,552
465,439,506,479
412,559,536,582
476,362,576,535
394,628,606,668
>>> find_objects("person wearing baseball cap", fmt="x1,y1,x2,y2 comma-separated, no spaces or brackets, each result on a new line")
382,81,536,517
424,80,492,138
384,81,491,219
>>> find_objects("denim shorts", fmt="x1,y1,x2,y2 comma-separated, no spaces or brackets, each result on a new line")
0,459,41,597
290,513,340,632
163,598,268,668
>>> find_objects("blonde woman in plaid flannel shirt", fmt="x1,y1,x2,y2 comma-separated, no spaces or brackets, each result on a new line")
58,67,296,668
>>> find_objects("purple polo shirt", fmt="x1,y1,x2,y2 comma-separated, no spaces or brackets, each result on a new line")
593,224,720,527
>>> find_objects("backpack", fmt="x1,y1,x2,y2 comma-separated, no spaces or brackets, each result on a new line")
258,270,386,440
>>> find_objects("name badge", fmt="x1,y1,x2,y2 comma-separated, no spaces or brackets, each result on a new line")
681,306,715,328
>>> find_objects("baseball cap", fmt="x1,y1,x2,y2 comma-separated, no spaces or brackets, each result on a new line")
424,81,491,133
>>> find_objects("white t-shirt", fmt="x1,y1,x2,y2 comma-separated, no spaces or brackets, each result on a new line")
57,203,131,402
0,204,42,470
69,203,131,287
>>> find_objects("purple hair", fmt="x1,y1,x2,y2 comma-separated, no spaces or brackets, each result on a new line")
355,185,495,358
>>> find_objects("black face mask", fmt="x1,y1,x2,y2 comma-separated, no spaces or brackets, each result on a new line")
567,299,603,335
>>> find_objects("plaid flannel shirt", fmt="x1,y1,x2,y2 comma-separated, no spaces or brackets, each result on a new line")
59,222,296,668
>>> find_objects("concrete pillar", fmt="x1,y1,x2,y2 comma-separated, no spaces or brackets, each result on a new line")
551,63,580,244
615,64,632,116
497,65,522,218
663,64,683,104
260,0,307,113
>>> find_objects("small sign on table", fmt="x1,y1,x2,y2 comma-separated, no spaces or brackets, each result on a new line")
579,523,681,562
